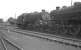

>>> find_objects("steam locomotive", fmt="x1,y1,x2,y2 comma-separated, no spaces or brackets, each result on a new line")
16,2,81,37
50,2,81,36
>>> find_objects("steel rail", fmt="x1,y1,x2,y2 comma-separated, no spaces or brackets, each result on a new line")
0,37,7,50
0,28,23,50
9,28,81,48
2,37,23,50
2,26,81,48
11,28,81,42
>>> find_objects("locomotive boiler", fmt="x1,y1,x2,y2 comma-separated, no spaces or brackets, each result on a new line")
50,2,81,36
16,13,42,29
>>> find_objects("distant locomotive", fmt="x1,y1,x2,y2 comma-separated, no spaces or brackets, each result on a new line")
16,13,42,29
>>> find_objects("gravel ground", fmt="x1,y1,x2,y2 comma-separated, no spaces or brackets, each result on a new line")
0,30,22,50
1,30,81,50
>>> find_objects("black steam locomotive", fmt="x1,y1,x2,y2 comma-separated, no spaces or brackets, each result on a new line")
50,2,81,36
16,2,81,37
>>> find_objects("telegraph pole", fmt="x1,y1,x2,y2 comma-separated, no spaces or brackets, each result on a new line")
15,8,17,19
15,12,16,19
71,0,73,6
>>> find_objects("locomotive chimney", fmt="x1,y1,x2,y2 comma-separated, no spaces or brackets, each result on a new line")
56,6,60,10
74,2,81,6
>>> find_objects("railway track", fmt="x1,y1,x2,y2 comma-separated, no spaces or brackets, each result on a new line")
14,28,81,41
4,27,81,48
7,26,81,42
1,26,81,48
0,37,6,50
0,36,22,50
0,26,23,50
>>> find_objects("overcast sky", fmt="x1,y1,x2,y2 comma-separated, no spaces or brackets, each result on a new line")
0,0,81,21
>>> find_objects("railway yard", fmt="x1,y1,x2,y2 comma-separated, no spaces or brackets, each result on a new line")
0,1,81,50
0,24,80,50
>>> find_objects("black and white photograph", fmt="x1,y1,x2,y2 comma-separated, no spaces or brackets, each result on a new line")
0,0,81,50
